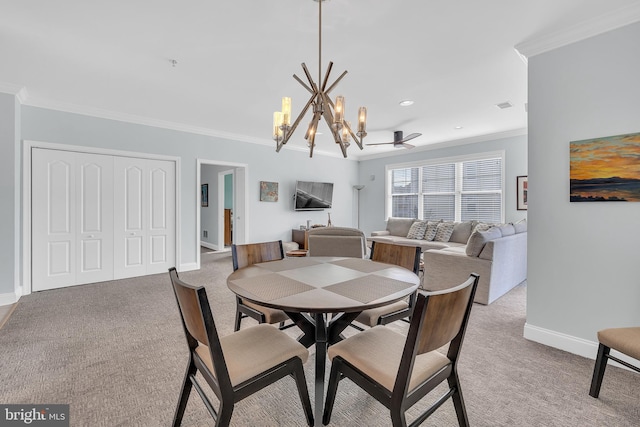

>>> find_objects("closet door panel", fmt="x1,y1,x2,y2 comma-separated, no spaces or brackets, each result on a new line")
147,160,175,274
76,154,114,285
32,150,77,291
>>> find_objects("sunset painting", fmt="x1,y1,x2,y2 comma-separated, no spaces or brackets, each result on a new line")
570,132,640,202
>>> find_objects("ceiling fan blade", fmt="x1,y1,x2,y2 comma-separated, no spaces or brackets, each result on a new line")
365,142,394,146
400,133,422,143
401,142,415,149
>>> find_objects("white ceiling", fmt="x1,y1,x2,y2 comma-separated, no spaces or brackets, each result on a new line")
1,0,639,159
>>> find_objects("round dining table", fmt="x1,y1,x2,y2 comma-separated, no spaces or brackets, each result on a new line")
226,256,420,426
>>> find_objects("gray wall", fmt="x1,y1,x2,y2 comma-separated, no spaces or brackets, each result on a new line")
357,134,528,236
527,22,640,353
0,93,20,298
15,106,358,283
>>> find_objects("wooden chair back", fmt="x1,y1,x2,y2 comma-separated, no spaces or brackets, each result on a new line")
231,240,284,271
369,241,421,274
412,274,479,356
168,268,231,388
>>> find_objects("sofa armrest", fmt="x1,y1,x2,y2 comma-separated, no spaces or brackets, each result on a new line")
423,250,493,304
371,230,390,237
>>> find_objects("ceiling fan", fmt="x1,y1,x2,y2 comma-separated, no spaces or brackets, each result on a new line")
366,131,422,149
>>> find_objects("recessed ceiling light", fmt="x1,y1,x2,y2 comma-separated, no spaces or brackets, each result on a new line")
454,126,463,130
496,101,513,109
399,100,414,107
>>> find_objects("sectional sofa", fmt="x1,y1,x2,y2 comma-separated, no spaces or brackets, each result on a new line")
369,217,527,304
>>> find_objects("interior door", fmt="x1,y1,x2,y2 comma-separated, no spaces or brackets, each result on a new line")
32,149,114,291
113,157,175,279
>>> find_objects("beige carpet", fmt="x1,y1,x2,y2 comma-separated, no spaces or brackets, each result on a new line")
0,252,638,426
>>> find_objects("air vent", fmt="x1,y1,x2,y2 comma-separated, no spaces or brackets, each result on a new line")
496,101,513,109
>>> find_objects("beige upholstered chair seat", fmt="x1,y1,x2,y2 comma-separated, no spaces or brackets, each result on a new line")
597,327,640,360
241,299,289,324
328,325,450,392
196,324,309,386
354,300,409,327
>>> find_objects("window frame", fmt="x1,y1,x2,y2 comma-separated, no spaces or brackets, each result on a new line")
385,151,505,223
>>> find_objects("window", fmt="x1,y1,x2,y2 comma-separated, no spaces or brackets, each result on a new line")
387,154,504,223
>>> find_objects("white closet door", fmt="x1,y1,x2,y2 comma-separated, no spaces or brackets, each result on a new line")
113,157,175,279
76,154,114,285
147,160,176,275
32,149,114,291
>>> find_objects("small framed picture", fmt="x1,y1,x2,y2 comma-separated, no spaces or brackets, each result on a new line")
517,176,528,210
259,181,279,202
201,183,209,207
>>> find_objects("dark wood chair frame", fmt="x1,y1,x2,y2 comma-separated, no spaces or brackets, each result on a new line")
168,268,314,427
231,240,293,331
324,273,479,427
350,241,422,331
589,339,640,398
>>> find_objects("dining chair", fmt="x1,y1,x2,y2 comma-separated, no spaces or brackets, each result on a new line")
352,241,421,329
231,240,291,331
589,326,640,398
307,226,367,258
168,268,314,427
323,273,479,427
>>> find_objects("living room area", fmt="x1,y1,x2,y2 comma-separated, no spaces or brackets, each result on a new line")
1,2,640,426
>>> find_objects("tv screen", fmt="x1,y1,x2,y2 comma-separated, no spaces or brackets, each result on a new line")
294,181,334,210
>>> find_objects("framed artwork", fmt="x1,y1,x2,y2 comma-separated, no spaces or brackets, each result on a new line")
517,176,528,210
201,183,208,207
260,181,279,202
570,132,640,202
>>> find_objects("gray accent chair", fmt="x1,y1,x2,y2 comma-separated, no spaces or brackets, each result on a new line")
307,227,367,258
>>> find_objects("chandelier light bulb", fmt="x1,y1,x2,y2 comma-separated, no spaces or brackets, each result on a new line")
281,97,292,126
357,107,367,134
334,95,344,125
273,112,283,139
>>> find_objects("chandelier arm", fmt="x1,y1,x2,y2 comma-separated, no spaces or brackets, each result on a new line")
320,61,334,92
343,121,364,150
301,63,319,93
284,94,317,145
324,70,348,95
319,93,348,157
293,74,314,94
307,111,322,158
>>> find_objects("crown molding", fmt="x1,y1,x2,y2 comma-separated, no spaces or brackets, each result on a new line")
515,3,640,59
357,127,528,161
0,82,29,103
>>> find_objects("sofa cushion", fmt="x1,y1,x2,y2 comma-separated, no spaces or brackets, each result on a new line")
450,221,473,244
423,221,440,241
386,217,417,237
434,222,455,242
465,227,502,257
497,224,515,237
513,218,527,233
406,221,428,239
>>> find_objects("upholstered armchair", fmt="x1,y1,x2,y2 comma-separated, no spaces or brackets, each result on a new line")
307,226,367,258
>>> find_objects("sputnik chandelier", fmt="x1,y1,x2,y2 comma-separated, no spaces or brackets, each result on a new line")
272,0,367,158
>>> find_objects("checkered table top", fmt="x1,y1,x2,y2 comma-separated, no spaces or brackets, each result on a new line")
227,257,420,313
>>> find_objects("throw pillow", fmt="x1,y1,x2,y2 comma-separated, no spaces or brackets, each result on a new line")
423,221,440,241
473,222,493,233
466,227,502,257
434,222,455,242
406,221,428,239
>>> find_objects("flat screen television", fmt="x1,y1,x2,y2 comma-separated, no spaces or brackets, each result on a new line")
294,181,334,210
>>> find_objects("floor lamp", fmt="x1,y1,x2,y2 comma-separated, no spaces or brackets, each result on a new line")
353,185,365,229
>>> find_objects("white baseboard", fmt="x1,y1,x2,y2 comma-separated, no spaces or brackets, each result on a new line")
179,262,199,272
524,322,636,370
200,241,219,251
0,291,20,306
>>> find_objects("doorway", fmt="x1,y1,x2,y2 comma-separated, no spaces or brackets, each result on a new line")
196,159,248,269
